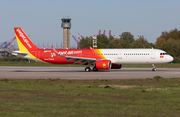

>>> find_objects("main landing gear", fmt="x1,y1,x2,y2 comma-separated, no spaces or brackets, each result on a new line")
152,64,157,71
93,66,98,71
85,67,98,72
85,67,91,72
85,62,98,72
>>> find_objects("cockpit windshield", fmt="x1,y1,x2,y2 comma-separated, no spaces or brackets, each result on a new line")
160,53,168,55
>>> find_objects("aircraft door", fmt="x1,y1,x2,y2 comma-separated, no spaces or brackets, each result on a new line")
76,52,82,57
79,53,82,57
151,50,155,59
118,51,122,59
35,51,40,59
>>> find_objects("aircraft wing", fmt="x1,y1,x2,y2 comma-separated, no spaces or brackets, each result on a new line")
51,46,102,65
64,56,98,64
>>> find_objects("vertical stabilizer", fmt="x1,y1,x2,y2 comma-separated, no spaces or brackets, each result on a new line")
14,27,39,53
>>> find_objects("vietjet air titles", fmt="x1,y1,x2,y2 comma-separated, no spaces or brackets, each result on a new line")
12,27,173,72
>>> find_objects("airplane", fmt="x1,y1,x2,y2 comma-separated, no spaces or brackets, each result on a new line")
12,27,173,72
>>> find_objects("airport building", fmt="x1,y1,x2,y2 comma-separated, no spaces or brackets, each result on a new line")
0,48,16,58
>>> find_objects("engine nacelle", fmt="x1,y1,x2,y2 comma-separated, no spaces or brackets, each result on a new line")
96,60,111,70
111,64,122,69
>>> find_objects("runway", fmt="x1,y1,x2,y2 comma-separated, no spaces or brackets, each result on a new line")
0,66,179,79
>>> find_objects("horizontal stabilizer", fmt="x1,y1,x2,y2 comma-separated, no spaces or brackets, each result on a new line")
12,51,28,57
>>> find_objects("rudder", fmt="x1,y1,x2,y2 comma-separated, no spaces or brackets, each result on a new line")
14,27,39,53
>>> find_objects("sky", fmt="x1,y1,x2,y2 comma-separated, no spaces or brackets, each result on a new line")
0,0,180,48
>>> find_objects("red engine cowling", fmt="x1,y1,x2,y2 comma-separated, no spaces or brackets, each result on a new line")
111,64,122,69
96,60,111,70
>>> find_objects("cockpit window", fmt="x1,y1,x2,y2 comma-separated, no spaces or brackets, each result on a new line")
160,53,168,55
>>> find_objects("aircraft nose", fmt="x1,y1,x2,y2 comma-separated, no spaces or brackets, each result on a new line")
169,56,174,62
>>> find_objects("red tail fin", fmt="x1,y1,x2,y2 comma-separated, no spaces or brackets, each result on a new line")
14,27,39,52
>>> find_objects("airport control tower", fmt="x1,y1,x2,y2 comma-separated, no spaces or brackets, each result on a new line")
61,18,71,49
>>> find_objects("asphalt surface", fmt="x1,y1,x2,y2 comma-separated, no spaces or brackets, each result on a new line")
0,66,180,79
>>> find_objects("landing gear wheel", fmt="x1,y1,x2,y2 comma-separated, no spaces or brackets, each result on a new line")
85,67,91,72
93,67,98,71
152,64,157,71
152,68,157,71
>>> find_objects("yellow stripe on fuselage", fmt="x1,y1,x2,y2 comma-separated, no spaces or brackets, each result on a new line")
97,49,107,59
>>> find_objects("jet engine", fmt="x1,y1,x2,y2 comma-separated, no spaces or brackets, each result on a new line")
96,60,111,70
111,64,122,69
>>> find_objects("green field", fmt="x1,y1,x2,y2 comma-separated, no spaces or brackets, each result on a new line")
0,61,180,68
0,78,180,117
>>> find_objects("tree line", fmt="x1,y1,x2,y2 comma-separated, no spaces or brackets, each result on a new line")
79,29,180,62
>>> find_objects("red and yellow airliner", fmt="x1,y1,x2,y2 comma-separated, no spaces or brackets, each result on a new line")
12,27,173,71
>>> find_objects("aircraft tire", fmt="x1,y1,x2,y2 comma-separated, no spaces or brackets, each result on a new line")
85,67,91,72
152,68,157,71
93,67,98,71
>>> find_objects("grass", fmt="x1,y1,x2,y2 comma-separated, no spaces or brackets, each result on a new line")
0,61,180,68
0,78,180,117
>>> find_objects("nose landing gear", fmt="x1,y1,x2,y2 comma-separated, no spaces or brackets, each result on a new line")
152,64,157,71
